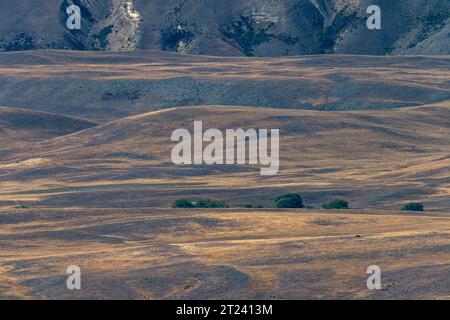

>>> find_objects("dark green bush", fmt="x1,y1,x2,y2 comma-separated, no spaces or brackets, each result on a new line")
401,203,424,212
243,204,253,208
195,199,229,208
322,199,349,210
276,193,304,208
171,199,194,208
172,199,230,208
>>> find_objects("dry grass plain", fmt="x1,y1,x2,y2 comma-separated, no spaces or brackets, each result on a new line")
0,51,449,299
1,207,450,299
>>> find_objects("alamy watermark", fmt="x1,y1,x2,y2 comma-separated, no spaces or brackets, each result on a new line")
367,5,381,30
66,5,81,30
366,265,382,290
65,4,380,32
171,121,280,175
66,265,81,290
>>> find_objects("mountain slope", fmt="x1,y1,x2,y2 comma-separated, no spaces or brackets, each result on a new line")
0,0,448,56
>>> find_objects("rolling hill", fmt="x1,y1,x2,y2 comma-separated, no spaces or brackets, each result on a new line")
1,103,450,211
0,50,449,122
0,47,449,298
0,107,96,148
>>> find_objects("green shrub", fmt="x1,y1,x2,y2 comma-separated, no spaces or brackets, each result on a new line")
276,193,304,208
172,199,230,208
171,199,194,208
195,199,229,208
322,199,349,210
401,203,424,212
243,204,253,208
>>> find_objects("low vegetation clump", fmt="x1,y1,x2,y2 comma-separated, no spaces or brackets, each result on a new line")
322,199,349,210
195,199,229,208
171,199,195,208
401,203,424,212
172,199,229,208
275,193,304,208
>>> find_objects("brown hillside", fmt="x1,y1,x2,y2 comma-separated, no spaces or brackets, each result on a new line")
1,104,450,211
0,107,96,148
0,51,448,122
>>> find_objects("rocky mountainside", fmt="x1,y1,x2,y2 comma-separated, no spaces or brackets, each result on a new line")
0,0,448,56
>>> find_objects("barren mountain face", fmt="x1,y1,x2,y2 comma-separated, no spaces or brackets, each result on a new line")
0,0,448,56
